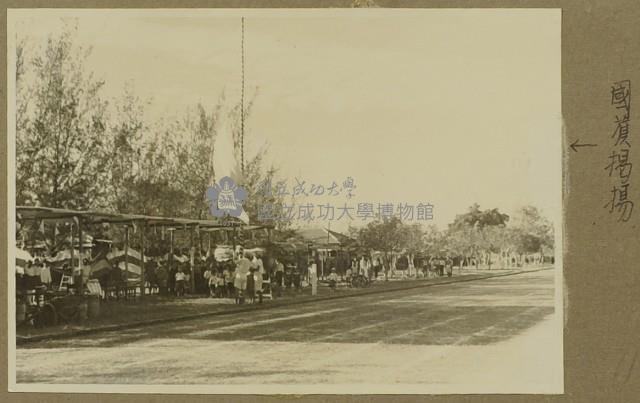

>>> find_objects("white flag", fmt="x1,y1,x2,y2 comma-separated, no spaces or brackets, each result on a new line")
213,109,249,224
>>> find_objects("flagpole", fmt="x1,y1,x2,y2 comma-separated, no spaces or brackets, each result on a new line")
240,16,245,176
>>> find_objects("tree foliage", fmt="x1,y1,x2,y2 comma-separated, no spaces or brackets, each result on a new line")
16,26,110,209
16,26,288,229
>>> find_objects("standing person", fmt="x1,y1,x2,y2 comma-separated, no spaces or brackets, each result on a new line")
234,251,252,304
372,256,380,280
40,260,52,287
292,266,301,292
156,261,169,296
204,267,216,297
253,255,264,303
175,268,186,297
223,262,234,298
275,259,284,288
182,263,192,294
252,254,264,275
345,266,353,287
328,268,338,291
203,266,213,296
360,256,369,281
273,258,284,298
284,263,293,289
215,270,225,298
246,266,257,303
308,260,318,296
253,260,264,304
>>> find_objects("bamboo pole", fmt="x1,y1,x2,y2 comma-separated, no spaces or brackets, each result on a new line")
140,221,146,298
190,226,195,292
124,226,129,285
78,219,84,294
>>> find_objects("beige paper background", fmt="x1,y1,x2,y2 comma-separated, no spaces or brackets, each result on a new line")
1,1,639,402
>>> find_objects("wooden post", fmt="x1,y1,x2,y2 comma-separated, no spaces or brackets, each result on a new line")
169,228,174,274
232,227,237,256
78,219,84,294
189,226,195,292
124,226,129,285
140,221,146,298
69,222,74,290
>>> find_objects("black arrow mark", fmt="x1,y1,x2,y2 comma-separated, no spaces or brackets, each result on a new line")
570,139,598,152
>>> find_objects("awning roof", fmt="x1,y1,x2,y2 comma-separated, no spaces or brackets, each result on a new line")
16,205,258,229
296,227,354,247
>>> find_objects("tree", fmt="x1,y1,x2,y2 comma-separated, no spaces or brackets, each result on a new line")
423,224,446,256
171,103,220,218
356,216,405,277
108,82,148,213
15,37,32,204
510,206,554,257
16,26,110,209
447,204,510,269
401,223,425,276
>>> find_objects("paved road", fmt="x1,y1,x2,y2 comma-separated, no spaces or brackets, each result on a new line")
15,268,562,393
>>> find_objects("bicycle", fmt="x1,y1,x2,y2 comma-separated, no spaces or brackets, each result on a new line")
351,274,371,288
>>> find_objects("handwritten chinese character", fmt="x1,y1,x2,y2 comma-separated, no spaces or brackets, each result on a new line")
612,80,631,121
292,178,308,196
310,183,325,196
612,115,631,148
605,184,634,222
342,177,356,199
274,180,289,197
327,181,341,196
605,149,632,183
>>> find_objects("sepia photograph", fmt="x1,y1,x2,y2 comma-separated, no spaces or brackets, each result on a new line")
7,8,562,394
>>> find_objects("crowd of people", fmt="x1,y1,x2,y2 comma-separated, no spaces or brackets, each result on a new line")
16,242,465,308
136,246,313,304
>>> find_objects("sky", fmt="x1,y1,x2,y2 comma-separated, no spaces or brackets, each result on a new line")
9,9,562,231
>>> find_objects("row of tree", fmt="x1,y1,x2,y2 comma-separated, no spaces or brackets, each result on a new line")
351,204,554,269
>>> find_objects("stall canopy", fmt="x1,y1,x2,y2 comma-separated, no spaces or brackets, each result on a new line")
296,227,354,247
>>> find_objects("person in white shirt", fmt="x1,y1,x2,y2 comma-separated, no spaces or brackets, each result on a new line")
234,251,252,303
252,255,264,302
360,256,369,279
175,268,186,296
328,268,338,291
